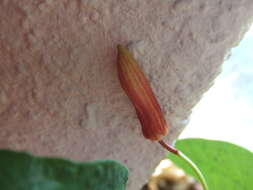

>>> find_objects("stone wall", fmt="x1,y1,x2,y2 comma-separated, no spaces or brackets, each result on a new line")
0,0,253,189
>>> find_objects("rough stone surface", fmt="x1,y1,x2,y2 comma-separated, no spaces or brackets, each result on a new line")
0,0,253,189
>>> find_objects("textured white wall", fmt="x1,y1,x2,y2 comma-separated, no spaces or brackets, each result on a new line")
0,0,253,189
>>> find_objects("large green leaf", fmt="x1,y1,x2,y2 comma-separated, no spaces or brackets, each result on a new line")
168,138,253,190
0,149,128,190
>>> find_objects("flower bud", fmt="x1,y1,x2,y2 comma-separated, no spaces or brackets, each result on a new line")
117,45,169,141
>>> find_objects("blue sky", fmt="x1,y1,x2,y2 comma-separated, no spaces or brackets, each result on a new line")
180,26,253,151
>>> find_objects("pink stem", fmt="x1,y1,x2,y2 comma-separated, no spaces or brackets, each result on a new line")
158,140,179,155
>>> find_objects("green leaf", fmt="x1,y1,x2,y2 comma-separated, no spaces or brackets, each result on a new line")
168,138,253,190
0,149,128,190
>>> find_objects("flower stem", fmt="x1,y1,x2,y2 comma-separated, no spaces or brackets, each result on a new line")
158,140,209,190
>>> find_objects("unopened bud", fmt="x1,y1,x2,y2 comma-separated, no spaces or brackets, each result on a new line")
117,45,169,141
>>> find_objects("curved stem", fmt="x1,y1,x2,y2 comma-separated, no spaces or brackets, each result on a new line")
158,140,209,190
177,150,209,190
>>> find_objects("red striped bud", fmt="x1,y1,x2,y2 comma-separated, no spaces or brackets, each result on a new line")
117,45,169,141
